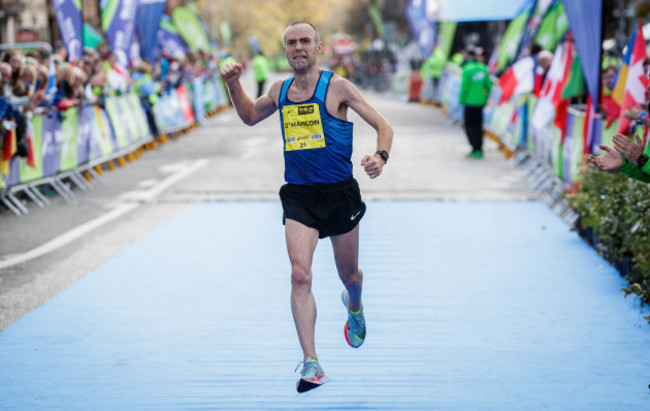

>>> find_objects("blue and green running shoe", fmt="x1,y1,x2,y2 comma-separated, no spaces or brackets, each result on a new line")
341,289,366,348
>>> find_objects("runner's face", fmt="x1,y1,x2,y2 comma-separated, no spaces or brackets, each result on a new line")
283,24,321,73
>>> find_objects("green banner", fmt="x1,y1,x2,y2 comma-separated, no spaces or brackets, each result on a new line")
60,108,79,172
534,1,568,52
105,98,129,149
172,6,211,52
497,5,532,72
128,94,150,141
439,22,457,60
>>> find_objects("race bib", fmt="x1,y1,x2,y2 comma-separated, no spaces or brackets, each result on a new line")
283,103,326,151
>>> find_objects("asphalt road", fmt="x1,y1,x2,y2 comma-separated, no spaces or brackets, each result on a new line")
0,68,533,330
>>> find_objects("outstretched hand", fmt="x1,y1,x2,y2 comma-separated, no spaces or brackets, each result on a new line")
219,62,244,86
361,154,384,179
613,133,644,165
587,144,623,171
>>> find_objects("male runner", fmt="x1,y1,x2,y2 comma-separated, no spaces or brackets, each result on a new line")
220,21,393,393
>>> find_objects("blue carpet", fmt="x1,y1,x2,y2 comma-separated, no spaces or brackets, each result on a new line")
1,202,648,410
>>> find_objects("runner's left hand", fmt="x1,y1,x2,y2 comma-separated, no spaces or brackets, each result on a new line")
361,154,384,179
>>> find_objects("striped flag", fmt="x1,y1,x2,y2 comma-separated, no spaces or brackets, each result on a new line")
616,22,649,135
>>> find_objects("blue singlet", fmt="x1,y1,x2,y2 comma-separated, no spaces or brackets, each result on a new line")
278,70,354,185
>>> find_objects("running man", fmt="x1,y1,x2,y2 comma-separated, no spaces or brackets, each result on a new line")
220,21,393,393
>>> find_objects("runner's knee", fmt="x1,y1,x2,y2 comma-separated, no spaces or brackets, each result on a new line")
291,265,312,288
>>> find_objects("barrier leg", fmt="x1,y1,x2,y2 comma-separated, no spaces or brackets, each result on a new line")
88,167,104,184
6,191,29,214
69,171,91,191
27,184,50,205
23,186,46,208
50,179,73,201
1,194,23,216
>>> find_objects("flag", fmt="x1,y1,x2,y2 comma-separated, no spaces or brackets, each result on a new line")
52,0,83,62
406,0,437,58
553,36,576,143
171,6,211,52
534,0,569,52
562,0,603,109
531,43,567,131
516,0,554,60
158,15,188,59
616,22,649,135
101,0,138,69
496,0,535,73
498,56,535,104
561,51,585,99
45,57,58,103
136,0,167,63
606,28,638,128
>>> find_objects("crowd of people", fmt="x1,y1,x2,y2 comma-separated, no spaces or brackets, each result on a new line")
0,44,226,162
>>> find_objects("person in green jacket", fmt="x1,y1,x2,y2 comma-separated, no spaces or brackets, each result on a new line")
459,49,492,158
420,47,446,103
252,51,270,98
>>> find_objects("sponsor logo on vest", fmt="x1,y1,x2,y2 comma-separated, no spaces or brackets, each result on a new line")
298,105,315,115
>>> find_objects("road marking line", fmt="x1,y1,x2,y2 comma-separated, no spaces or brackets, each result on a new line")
0,159,209,270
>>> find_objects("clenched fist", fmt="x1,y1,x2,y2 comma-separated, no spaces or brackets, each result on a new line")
220,62,244,86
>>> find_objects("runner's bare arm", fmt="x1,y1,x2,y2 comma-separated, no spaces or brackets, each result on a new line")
330,76,393,179
219,62,280,126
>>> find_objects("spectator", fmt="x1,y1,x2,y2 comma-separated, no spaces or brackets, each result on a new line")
252,51,270,98
459,49,492,159
588,60,650,183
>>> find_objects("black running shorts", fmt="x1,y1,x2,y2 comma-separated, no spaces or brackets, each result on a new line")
279,177,366,239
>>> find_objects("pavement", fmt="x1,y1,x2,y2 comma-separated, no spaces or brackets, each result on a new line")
0,69,648,409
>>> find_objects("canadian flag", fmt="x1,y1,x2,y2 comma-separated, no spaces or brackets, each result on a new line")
498,57,535,104
617,22,649,135
531,43,567,132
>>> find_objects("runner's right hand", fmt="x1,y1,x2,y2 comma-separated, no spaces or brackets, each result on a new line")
220,62,243,86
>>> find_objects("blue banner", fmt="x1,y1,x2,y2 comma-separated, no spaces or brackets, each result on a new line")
136,0,167,63
561,0,602,105
101,0,138,69
158,15,188,59
53,0,83,62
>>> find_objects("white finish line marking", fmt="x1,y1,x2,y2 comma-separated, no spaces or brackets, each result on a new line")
0,159,209,270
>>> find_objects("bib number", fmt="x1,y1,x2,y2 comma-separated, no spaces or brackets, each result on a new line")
283,103,326,151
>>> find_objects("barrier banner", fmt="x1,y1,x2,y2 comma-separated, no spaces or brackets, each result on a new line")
192,77,206,121
118,96,139,144
127,94,150,141
18,115,44,184
42,113,63,177
202,78,218,113
154,89,186,130
60,107,79,172
87,105,117,160
176,84,195,123
105,97,130,149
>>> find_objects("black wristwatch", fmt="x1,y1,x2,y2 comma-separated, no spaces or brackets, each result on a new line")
375,150,389,163
637,154,649,170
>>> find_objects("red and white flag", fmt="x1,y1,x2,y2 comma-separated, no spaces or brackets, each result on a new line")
531,43,567,132
617,22,649,135
498,57,535,104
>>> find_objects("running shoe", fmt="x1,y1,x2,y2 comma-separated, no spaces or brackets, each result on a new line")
341,289,366,348
295,357,330,393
